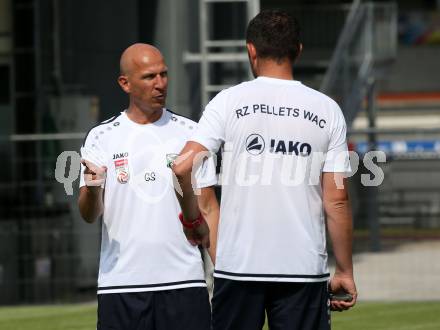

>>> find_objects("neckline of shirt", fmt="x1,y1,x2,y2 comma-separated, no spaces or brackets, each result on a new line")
255,76,302,85
121,108,168,127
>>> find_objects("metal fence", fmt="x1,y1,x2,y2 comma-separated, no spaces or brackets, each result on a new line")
0,130,439,304
0,135,100,304
343,130,440,300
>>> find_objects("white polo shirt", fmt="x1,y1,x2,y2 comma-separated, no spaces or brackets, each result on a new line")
80,109,217,294
191,76,350,282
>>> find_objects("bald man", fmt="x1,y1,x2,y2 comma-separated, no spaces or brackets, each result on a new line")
78,43,218,330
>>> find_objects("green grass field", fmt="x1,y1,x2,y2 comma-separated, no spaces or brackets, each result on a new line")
0,302,439,330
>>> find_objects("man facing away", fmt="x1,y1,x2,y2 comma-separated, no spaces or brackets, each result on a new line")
172,10,357,330
78,43,219,330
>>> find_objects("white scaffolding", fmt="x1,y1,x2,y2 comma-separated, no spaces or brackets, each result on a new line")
183,0,260,107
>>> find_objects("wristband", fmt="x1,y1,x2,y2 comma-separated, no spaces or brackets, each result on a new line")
179,212,205,229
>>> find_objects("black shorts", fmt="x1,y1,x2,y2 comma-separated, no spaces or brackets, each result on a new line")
212,278,330,330
97,287,211,330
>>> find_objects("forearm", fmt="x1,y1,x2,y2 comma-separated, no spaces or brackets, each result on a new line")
173,142,209,221
174,173,200,221
198,188,220,264
322,173,357,310
78,186,104,223
206,213,219,264
325,198,353,275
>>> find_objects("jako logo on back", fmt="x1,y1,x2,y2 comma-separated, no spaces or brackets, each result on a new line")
246,134,312,156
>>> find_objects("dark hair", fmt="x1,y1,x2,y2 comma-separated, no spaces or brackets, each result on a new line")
246,9,301,63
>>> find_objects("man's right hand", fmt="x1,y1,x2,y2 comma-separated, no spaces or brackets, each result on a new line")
81,159,107,188
78,159,106,223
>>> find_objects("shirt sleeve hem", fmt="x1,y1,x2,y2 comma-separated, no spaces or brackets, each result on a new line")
189,136,217,152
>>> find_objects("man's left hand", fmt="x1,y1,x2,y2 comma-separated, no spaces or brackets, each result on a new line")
329,272,357,311
183,222,210,248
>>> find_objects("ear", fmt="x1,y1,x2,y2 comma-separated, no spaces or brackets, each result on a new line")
246,43,258,72
246,43,257,62
118,75,130,93
295,43,303,63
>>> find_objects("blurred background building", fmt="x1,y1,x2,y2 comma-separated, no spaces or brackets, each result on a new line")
0,0,439,304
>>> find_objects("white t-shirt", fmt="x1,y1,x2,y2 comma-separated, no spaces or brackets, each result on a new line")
191,76,350,282
80,109,217,294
